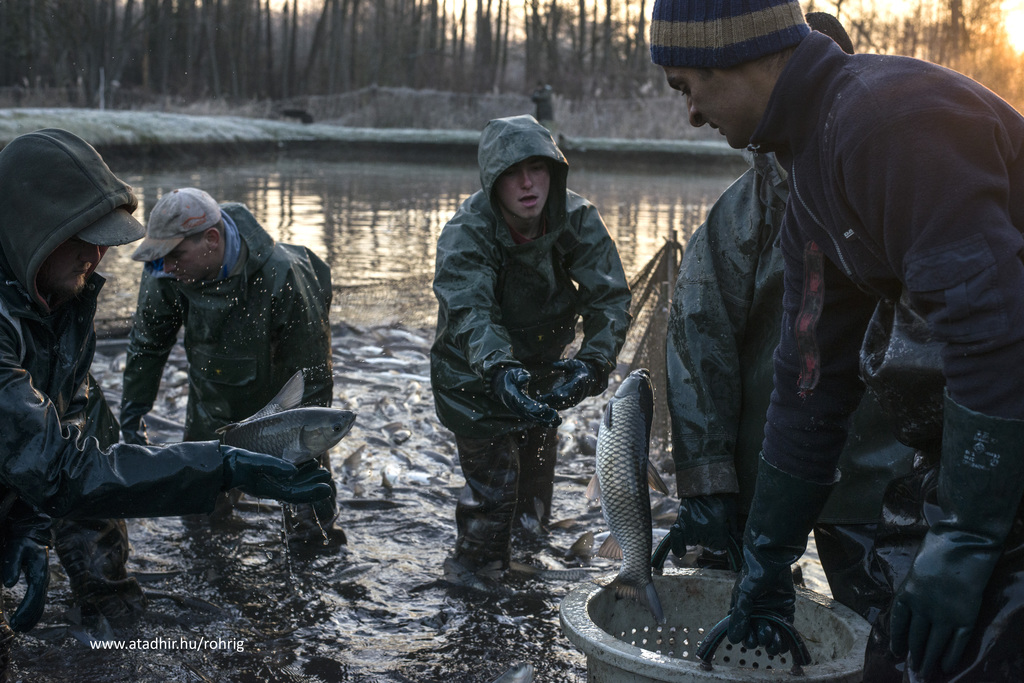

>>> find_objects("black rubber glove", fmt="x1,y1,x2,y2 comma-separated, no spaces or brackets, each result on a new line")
654,494,742,571
728,457,833,655
2,536,50,632
221,446,333,504
309,451,339,524
537,358,603,410
491,366,560,427
119,400,152,445
889,393,1024,679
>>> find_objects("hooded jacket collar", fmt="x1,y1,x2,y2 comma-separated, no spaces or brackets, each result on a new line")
477,115,569,239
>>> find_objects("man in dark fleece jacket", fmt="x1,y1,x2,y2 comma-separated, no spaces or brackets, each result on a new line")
650,1,1024,681
0,128,331,673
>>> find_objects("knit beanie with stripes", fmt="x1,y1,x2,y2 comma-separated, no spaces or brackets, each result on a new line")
650,0,810,69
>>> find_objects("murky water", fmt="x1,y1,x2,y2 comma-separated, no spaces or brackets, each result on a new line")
7,157,827,682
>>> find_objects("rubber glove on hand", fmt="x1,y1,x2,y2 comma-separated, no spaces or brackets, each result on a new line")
491,366,560,427
889,530,993,678
537,358,603,410
727,458,833,655
2,536,50,632
660,495,742,570
889,393,1024,679
222,446,333,504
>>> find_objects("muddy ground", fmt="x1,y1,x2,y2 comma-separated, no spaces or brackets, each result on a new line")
7,322,828,682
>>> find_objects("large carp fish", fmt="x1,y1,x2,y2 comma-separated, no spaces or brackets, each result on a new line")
216,371,356,464
595,368,666,623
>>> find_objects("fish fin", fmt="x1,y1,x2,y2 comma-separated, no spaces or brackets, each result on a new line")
214,422,238,436
281,443,317,465
646,458,670,496
601,397,615,430
607,576,665,624
272,370,306,412
231,371,307,425
646,580,666,623
584,473,601,502
549,517,577,530
596,533,623,560
507,560,539,576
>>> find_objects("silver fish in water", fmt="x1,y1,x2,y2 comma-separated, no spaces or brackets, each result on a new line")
216,371,356,464
595,368,665,623
487,662,534,683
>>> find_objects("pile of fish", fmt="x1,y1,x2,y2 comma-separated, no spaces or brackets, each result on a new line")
57,328,831,682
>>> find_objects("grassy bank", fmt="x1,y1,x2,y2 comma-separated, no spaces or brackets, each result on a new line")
0,106,745,174
2,86,718,142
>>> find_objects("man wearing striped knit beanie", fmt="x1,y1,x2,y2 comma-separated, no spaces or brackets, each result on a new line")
649,1,1024,682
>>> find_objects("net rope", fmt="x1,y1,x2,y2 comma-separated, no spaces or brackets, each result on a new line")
620,238,683,462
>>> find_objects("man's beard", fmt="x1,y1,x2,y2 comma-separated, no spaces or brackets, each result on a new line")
41,273,88,310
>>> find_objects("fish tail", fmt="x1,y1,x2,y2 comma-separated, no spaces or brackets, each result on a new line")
608,576,665,624
646,581,665,624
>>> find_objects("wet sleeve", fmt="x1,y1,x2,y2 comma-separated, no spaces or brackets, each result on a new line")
568,202,632,379
121,271,184,407
433,215,519,383
667,172,763,497
764,230,875,484
62,362,94,428
64,372,120,448
0,329,225,519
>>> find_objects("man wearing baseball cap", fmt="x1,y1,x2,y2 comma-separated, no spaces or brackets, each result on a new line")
130,187,226,280
120,186,345,552
649,1,1024,680
0,128,332,671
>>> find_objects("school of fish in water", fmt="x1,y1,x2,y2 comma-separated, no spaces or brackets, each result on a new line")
7,322,829,682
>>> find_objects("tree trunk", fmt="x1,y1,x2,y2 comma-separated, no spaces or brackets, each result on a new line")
304,0,333,91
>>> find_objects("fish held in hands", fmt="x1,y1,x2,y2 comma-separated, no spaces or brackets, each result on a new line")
216,371,356,465
595,368,665,623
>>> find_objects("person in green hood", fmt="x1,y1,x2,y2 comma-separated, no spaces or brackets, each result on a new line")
0,128,331,670
431,115,631,585
120,186,345,552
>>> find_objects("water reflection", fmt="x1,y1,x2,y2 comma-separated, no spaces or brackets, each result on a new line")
98,158,739,330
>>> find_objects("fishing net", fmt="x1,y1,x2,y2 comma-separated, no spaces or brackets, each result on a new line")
620,237,683,462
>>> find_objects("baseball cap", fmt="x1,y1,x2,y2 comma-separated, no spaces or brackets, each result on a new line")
131,187,222,262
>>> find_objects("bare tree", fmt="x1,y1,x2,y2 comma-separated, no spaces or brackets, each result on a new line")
2,0,1024,112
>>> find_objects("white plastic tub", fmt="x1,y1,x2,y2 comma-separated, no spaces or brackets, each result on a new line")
560,568,870,682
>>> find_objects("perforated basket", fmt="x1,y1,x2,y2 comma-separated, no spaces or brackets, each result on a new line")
560,568,870,682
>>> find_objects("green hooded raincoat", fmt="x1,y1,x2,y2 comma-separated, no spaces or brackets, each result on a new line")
0,129,229,524
121,205,333,440
431,115,631,438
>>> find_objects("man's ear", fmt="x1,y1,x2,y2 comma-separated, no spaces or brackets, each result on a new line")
203,226,222,248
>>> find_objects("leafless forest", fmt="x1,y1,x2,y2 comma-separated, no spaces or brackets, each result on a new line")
2,0,1023,137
